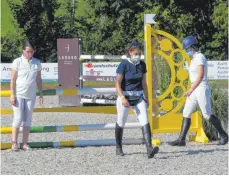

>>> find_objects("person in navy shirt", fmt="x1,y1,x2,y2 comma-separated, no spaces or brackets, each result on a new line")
115,40,159,158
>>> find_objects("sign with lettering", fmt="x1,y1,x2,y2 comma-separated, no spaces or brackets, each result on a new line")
82,62,118,82
57,39,80,88
1,61,228,82
83,62,119,76
207,61,228,80
1,63,58,82
57,39,81,106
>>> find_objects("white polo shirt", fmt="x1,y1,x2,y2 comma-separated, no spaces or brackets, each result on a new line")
12,55,42,99
188,52,208,86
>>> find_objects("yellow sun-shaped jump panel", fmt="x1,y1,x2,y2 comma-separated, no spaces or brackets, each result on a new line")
151,29,191,117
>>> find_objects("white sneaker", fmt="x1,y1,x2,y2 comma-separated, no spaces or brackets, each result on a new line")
11,143,19,152
22,145,32,151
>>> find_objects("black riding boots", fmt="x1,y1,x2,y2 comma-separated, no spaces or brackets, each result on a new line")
167,117,191,146
115,123,124,156
209,115,228,145
141,123,159,158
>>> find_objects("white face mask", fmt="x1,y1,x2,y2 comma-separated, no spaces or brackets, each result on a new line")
132,55,140,63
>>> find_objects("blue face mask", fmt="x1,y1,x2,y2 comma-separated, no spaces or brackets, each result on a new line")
186,49,193,56
132,55,140,63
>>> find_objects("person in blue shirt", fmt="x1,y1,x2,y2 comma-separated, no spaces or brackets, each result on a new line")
115,40,159,158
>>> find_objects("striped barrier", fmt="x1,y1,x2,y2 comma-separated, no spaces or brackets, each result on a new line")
0,122,141,134
0,88,116,97
0,138,144,150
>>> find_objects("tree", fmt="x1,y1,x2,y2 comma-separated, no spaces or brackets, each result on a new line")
7,0,78,62
211,0,228,60
77,0,153,55
5,0,228,61
145,0,228,60
1,32,24,63
77,0,227,60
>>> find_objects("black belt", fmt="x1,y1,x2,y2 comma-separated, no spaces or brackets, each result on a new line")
125,95,143,106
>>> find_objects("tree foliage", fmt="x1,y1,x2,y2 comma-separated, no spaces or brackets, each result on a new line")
2,0,79,62
1,0,228,61
81,0,228,59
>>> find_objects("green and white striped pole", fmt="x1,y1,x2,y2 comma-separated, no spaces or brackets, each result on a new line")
1,138,144,150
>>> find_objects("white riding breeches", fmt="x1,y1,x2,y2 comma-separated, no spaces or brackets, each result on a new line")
116,96,148,127
183,85,212,120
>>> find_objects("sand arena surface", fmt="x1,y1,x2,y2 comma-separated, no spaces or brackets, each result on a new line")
1,96,228,175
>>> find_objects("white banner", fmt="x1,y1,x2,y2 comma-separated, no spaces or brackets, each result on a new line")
82,62,119,76
83,61,228,80
207,61,228,80
0,63,58,82
1,61,228,82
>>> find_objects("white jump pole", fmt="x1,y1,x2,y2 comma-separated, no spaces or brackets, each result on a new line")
80,55,145,60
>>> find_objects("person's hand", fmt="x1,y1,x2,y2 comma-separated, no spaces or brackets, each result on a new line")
10,95,16,106
121,97,130,107
39,95,44,105
184,88,193,97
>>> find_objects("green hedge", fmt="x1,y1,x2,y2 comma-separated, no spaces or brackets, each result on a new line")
202,82,228,140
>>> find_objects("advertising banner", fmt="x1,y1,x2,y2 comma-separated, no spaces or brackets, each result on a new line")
1,61,228,82
1,63,58,82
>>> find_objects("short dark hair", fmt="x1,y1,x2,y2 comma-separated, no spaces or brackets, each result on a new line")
22,40,35,50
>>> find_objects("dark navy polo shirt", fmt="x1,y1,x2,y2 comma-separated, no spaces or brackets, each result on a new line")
116,60,147,91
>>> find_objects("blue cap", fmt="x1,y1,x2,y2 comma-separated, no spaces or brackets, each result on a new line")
182,36,198,49
129,40,143,49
